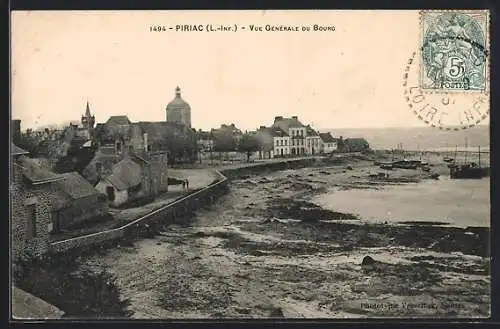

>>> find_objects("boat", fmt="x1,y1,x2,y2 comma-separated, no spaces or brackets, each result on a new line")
450,164,489,179
449,144,489,179
443,156,454,163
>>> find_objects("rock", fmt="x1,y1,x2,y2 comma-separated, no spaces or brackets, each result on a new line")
346,166,353,170
156,242,161,246
235,307,251,314
268,307,285,318
361,255,376,266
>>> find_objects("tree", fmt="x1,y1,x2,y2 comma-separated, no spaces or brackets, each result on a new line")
344,138,370,153
238,133,261,162
213,129,237,153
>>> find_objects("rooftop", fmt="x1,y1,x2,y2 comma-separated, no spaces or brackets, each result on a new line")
57,172,101,200
105,158,143,191
272,116,306,130
319,132,336,143
106,115,131,126
11,143,29,156
17,156,66,184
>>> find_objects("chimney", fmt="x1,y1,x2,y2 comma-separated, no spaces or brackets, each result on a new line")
274,116,283,121
292,116,298,120
143,133,148,152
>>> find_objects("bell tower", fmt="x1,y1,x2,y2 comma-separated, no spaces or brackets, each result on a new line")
81,101,96,137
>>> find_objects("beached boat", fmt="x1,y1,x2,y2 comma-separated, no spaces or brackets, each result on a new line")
450,164,489,179
449,145,489,179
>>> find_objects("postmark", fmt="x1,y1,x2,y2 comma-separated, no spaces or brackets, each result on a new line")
420,11,489,92
403,51,489,130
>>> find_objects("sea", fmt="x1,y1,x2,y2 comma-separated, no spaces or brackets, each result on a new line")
313,176,490,228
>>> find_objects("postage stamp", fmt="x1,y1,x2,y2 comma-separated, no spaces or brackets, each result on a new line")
420,11,489,92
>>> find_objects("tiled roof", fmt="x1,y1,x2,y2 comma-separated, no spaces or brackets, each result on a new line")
319,132,336,143
57,172,100,200
17,156,65,183
105,158,142,191
306,126,319,136
11,143,29,156
258,127,289,137
106,116,131,125
272,117,305,131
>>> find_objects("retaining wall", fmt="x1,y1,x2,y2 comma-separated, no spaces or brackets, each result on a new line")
50,170,229,253
49,158,321,254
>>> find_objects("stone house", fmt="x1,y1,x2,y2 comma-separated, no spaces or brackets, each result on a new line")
305,125,322,155
94,151,168,208
272,116,307,156
319,132,338,154
50,172,108,231
11,144,65,260
16,156,109,233
255,126,290,159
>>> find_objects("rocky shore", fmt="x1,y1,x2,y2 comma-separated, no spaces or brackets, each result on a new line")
17,153,490,319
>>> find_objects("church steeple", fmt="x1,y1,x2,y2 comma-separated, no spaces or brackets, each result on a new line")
175,86,181,98
85,101,91,117
81,100,95,132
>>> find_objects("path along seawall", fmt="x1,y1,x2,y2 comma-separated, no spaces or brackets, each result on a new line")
49,157,323,256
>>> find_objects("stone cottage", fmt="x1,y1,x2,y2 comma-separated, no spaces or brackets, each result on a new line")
50,172,109,231
11,144,65,260
94,150,168,207
16,156,109,233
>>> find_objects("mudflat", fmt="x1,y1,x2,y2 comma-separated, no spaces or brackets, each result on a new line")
80,154,490,319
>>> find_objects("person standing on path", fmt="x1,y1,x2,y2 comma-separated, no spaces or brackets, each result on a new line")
181,180,186,190
185,179,189,190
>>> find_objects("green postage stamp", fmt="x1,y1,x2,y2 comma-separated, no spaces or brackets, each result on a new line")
420,11,489,92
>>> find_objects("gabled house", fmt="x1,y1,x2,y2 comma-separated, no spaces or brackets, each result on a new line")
305,125,321,155
11,144,64,259
272,116,307,156
319,132,338,154
94,151,168,207
255,126,290,159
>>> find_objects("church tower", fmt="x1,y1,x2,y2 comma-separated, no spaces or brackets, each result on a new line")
166,86,191,128
81,101,96,137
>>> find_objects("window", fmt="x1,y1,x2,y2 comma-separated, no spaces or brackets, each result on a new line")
28,205,37,238
280,140,283,146
276,140,279,146
300,130,304,137
285,140,288,146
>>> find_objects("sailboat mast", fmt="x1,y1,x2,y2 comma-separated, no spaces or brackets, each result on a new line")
478,146,481,168
465,137,468,163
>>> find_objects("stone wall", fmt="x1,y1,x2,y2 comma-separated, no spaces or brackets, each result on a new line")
49,170,228,254
11,159,54,261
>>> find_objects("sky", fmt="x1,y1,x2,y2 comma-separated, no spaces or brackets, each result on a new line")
11,10,490,132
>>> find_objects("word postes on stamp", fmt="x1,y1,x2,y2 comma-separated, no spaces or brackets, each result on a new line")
403,51,489,131
420,11,489,92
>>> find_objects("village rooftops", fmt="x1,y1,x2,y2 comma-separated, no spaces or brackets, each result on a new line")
319,132,336,143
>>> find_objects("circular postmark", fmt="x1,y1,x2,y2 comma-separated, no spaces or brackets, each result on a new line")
403,50,489,130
